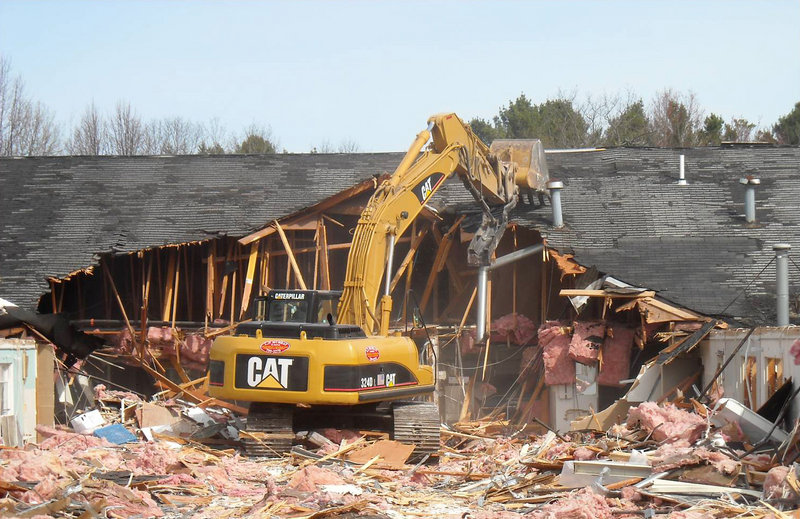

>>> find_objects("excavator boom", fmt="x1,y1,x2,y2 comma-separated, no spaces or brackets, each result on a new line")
337,113,547,334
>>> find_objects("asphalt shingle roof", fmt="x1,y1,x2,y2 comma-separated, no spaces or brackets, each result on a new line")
0,153,403,309
2,147,799,325
511,146,800,324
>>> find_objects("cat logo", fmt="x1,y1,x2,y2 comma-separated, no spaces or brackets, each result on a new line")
413,173,445,204
246,357,294,389
420,176,434,201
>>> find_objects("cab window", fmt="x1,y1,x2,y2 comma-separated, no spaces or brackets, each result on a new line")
316,296,339,324
268,300,309,323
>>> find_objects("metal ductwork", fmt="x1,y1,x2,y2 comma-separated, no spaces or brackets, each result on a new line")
547,180,564,228
475,244,545,342
740,176,760,223
678,154,687,185
774,244,791,326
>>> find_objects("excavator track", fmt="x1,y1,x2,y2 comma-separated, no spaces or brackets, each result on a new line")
242,404,294,457
392,402,440,462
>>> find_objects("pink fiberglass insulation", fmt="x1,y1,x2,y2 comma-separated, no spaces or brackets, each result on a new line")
597,325,635,387
489,313,537,345
92,383,142,403
569,321,605,365
763,466,791,499
1,449,67,481
37,424,113,453
791,339,800,365
540,321,575,385
665,512,711,519
626,402,706,444
80,478,164,518
572,447,597,460
125,443,183,475
287,465,346,492
526,487,612,519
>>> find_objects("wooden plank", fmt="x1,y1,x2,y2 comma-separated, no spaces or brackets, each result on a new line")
238,176,384,246
240,242,259,318
319,217,331,290
274,220,307,290
140,254,153,358
170,249,180,328
102,263,137,351
217,241,234,318
419,217,463,313
388,227,429,294
205,242,215,321
559,289,655,298
138,361,248,415
162,249,176,322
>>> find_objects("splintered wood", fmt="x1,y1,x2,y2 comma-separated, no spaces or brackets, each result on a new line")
1,395,799,518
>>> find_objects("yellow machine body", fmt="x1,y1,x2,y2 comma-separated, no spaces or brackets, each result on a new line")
209,330,434,405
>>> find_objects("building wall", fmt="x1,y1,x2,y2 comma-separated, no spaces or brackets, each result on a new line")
701,327,800,423
0,339,39,445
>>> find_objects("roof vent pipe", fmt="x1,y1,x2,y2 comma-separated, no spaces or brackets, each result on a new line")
547,180,564,228
740,176,760,223
774,243,791,326
678,155,687,185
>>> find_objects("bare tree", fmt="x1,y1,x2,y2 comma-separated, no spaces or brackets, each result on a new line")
159,117,200,154
337,139,360,153
649,89,704,147
198,117,228,153
0,56,61,156
108,100,143,155
67,101,106,155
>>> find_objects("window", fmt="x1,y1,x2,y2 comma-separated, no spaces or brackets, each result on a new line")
0,364,12,416
742,356,757,409
268,300,309,323
765,357,784,398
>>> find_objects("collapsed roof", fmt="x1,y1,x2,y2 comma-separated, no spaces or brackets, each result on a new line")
1,146,799,324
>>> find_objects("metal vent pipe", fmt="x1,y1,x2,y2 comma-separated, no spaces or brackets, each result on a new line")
774,243,791,326
547,180,564,228
740,176,760,223
678,155,687,185
475,244,545,342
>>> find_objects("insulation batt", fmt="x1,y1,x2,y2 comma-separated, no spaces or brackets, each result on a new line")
526,487,612,519
763,465,791,499
489,313,537,345
288,465,346,492
569,321,605,365
596,325,635,387
791,339,800,365
540,321,575,385
626,402,706,444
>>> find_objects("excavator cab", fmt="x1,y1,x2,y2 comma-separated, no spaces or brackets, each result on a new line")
253,290,340,324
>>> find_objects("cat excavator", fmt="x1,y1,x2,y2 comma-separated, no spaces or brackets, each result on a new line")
208,113,548,459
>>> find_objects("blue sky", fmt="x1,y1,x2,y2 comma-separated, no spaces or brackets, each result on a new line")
1,0,798,152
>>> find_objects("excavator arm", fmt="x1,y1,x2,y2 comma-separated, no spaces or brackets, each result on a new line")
337,113,547,335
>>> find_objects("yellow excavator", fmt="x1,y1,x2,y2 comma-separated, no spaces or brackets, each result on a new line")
208,113,548,458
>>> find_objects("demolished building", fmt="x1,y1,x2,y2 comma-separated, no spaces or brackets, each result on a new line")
2,145,800,516
1,146,800,438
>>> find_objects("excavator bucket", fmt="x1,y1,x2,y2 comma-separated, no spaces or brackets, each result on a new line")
489,139,549,192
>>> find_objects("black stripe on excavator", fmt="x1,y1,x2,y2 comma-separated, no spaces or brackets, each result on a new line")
412,173,446,204
323,362,417,392
234,354,309,391
209,360,225,386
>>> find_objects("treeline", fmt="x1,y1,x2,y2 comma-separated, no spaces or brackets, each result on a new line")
469,91,800,149
0,56,359,156
2,55,799,156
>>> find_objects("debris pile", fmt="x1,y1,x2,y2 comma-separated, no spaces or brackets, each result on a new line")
0,393,798,518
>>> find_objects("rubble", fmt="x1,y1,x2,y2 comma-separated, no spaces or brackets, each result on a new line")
0,390,796,519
